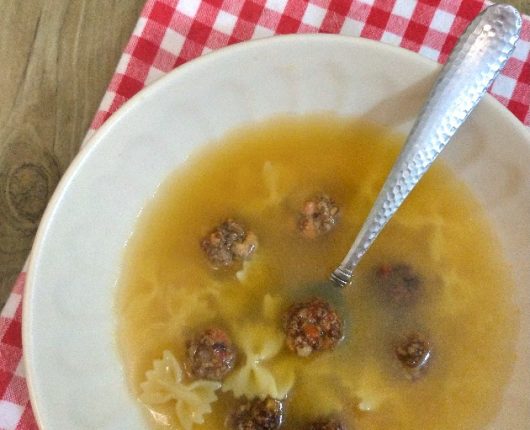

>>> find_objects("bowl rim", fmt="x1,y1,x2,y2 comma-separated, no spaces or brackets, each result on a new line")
22,33,530,429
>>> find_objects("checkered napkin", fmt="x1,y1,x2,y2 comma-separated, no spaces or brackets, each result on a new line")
1,0,529,429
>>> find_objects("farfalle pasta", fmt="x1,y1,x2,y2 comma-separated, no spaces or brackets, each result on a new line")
221,294,294,400
140,351,221,430
222,322,294,400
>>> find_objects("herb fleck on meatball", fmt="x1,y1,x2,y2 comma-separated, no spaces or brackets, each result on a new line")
229,397,283,430
298,194,339,239
201,219,258,268
185,327,237,381
283,298,343,357
375,264,421,305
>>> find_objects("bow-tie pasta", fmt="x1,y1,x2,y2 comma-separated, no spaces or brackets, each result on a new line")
140,350,221,430
223,322,294,400
222,295,295,402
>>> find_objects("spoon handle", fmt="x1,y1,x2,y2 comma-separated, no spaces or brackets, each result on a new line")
331,4,521,288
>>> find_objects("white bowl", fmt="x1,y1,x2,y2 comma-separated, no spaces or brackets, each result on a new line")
23,34,530,429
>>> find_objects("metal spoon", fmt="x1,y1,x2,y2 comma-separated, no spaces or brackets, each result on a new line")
330,4,522,288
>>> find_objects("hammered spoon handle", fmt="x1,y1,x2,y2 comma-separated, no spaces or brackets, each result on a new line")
331,4,521,288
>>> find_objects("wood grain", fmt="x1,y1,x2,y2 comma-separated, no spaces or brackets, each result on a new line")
0,0,145,306
0,0,528,309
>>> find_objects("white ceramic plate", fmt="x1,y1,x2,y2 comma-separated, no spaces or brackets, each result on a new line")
24,35,530,429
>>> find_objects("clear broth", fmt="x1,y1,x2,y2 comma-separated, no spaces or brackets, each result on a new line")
117,115,517,429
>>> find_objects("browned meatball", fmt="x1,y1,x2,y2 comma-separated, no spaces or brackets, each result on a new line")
395,333,431,377
185,328,237,381
229,397,283,430
374,264,421,305
283,298,343,357
298,194,339,239
307,418,347,430
201,219,258,268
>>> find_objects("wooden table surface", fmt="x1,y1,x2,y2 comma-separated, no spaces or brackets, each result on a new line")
0,0,528,308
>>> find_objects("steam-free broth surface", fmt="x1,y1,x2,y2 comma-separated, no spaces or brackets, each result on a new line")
117,115,517,430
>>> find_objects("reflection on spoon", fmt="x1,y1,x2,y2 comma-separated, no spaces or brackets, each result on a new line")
330,4,522,288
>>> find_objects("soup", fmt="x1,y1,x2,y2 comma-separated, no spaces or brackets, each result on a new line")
117,115,517,429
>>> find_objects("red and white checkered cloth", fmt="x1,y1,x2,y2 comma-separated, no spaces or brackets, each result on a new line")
1,0,529,428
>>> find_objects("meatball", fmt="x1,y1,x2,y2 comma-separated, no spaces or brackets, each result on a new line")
201,219,258,268
395,333,431,377
283,298,343,357
307,418,347,430
229,397,283,430
185,328,237,381
298,194,339,238
374,264,421,305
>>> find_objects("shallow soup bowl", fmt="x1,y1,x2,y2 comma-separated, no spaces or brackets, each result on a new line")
23,34,530,429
